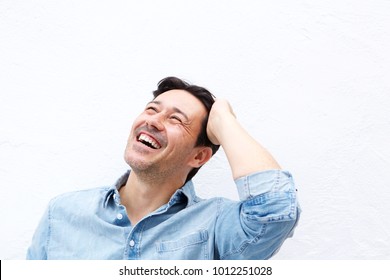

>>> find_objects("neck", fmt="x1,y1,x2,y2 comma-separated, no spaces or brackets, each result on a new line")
119,171,185,225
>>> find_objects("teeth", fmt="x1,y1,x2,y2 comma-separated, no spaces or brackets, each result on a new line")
138,134,161,149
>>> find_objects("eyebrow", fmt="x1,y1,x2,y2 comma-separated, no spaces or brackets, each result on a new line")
147,100,189,121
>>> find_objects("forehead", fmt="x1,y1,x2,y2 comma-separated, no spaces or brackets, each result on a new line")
153,89,207,118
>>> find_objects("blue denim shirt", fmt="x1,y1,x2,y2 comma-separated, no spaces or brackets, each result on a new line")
27,169,300,260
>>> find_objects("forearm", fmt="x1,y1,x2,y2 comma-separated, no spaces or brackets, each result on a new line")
216,114,281,179
207,99,281,179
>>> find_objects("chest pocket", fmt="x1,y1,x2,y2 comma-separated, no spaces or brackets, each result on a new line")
155,230,209,260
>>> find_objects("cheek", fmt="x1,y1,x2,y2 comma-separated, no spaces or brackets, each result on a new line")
132,114,145,127
125,119,142,150
129,115,146,135
168,128,197,150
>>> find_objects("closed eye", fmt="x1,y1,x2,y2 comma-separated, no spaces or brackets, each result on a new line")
146,106,158,112
170,115,182,123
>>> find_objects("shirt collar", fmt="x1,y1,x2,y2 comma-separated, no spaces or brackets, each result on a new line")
103,170,198,208
103,170,130,208
176,180,198,207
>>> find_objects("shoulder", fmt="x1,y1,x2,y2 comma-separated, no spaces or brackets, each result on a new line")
48,186,112,213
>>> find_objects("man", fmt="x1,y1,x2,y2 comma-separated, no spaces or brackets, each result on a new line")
27,77,300,260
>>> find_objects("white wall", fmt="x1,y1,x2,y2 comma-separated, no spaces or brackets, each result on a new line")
1,0,390,259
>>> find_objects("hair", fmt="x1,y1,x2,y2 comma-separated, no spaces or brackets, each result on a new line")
152,76,220,182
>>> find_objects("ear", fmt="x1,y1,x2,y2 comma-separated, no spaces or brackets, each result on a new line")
188,147,213,168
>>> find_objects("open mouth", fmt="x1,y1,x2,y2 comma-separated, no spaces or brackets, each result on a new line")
137,133,162,149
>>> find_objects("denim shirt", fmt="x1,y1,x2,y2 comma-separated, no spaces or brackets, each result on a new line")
27,169,300,260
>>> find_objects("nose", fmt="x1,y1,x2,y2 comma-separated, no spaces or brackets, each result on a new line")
146,113,164,131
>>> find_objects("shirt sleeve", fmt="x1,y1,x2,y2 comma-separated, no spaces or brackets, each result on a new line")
26,203,50,260
215,169,301,260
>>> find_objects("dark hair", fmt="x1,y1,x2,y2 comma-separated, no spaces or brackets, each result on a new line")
153,76,220,182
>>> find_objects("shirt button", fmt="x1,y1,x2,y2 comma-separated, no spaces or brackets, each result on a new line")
129,240,135,247
117,213,123,220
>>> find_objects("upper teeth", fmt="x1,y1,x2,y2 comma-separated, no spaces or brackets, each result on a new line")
138,134,161,149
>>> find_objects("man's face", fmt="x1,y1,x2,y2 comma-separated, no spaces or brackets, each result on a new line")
124,89,207,180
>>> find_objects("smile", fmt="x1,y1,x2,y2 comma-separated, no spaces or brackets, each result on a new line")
137,133,162,149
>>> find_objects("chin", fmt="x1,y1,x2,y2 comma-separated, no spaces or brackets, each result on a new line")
124,152,150,172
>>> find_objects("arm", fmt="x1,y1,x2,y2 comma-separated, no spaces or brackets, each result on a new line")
207,99,281,179
207,99,300,259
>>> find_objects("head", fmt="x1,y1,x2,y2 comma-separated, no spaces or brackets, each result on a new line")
124,77,220,184
152,77,220,182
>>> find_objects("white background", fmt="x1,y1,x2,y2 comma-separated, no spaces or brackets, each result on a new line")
1,0,389,259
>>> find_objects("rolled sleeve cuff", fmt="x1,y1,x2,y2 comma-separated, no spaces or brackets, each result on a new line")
235,169,295,201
